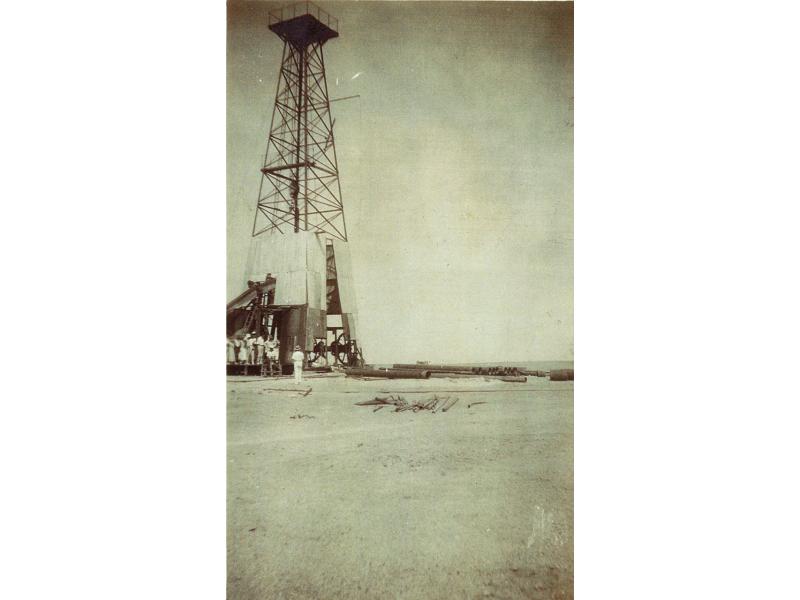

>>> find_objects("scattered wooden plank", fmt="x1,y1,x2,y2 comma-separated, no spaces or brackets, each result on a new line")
441,397,459,412
355,394,460,413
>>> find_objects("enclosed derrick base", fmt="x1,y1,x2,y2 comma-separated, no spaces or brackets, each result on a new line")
227,2,364,372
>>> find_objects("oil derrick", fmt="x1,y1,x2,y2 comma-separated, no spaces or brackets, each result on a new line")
227,2,364,371
254,2,345,240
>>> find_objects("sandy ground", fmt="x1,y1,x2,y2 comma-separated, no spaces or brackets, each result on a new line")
228,374,573,600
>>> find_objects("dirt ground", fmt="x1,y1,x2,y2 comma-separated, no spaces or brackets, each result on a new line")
227,374,573,600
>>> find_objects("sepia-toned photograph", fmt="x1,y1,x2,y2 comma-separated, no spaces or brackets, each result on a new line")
10,2,800,599
227,1,573,597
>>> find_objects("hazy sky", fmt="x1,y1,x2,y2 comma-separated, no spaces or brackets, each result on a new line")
228,1,573,364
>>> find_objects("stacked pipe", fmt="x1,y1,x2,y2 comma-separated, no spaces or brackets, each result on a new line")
389,363,573,381
392,364,474,374
470,366,522,376
393,364,524,376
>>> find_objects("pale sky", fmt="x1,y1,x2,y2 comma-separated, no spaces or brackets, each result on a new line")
228,1,573,364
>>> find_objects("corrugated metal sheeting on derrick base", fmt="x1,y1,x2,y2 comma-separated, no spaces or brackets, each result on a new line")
241,230,359,360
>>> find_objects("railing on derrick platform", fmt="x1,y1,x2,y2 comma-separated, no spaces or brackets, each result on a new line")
268,1,338,31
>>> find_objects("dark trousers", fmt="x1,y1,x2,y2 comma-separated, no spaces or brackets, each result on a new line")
264,356,282,376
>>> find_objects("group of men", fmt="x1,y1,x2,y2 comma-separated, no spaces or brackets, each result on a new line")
227,333,281,374
227,333,308,383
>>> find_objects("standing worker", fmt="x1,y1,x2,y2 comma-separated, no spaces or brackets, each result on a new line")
254,332,265,365
291,345,305,384
233,336,244,364
226,337,235,364
244,332,255,365
266,336,281,376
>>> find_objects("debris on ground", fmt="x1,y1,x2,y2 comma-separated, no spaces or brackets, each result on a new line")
261,387,312,395
355,394,459,413
467,401,488,409
289,414,316,420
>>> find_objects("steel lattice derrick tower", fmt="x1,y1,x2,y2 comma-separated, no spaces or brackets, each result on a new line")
254,2,347,241
227,2,364,371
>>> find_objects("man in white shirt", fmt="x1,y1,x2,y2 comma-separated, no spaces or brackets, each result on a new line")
254,333,266,365
243,333,255,365
265,336,281,376
291,345,305,384
233,337,244,364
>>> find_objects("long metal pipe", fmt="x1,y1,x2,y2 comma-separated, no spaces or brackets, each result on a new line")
345,368,431,379
392,364,475,373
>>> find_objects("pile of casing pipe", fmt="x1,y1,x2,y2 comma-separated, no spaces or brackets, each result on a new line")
346,368,431,379
549,369,574,381
392,364,474,373
393,364,523,376
471,366,522,375
520,370,548,377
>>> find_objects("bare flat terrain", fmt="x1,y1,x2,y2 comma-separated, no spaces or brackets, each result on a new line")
227,374,573,600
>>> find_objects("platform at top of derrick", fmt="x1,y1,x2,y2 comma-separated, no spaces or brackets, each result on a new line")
268,1,339,46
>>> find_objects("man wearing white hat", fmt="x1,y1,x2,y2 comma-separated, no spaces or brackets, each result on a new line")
291,345,305,384
243,332,255,365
